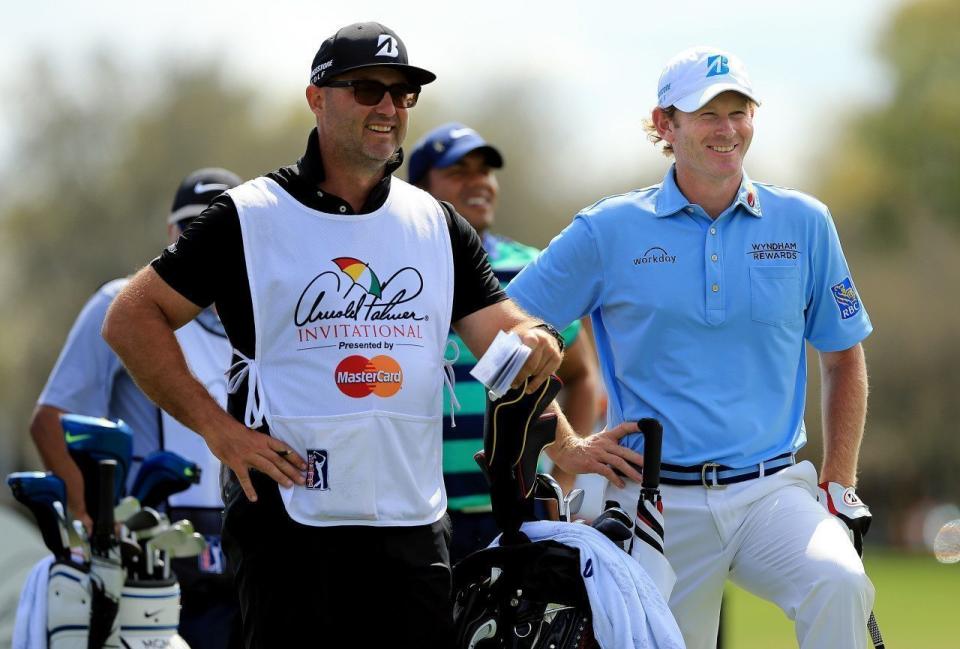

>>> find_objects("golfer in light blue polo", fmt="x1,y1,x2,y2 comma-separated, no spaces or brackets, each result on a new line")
508,46,877,649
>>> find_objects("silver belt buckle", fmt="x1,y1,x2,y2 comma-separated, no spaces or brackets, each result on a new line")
700,462,727,489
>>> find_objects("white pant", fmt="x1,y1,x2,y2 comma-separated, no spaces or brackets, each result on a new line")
606,461,875,649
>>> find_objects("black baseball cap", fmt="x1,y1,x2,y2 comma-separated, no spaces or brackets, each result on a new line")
310,22,436,87
168,168,242,224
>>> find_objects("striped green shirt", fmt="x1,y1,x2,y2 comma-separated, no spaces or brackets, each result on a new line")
444,233,581,512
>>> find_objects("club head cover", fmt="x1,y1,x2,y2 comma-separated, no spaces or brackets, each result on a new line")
131,450,202,508
517,413,558,499
483,376,562,472
483,375,562,544
591,501,633,551
473,451,491,485
61,414,133,511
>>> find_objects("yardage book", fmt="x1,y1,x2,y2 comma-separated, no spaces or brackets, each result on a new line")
469,330,532,401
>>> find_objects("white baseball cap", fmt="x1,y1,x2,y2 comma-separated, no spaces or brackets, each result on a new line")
656,46,760,112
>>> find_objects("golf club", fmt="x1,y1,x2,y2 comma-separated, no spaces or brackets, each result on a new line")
561,488,585,522
114,495,140,523
6,471,72,561
88,459,123,649
124,506,164,533
533,472,564,521
62,414,133,517
130,450,201,508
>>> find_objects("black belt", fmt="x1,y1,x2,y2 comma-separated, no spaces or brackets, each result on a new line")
659,452,796,488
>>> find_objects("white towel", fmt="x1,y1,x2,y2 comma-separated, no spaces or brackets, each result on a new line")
12,555,54,649
500,521,685,649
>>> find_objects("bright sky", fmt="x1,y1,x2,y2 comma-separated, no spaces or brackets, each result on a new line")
1,0,903,187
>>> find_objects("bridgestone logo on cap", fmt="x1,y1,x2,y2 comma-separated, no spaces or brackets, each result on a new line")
311,59,334,82
375,35,399,58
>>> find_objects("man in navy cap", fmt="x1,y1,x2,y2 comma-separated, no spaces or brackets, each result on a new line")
103,22,643,648
409,123,601,561
32,168,242,649
507,46,876,649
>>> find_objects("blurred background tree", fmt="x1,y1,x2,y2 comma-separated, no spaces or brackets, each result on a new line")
804,0,960,543
0,55,310,474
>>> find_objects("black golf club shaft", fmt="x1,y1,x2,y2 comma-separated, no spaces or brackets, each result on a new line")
91,460,116,556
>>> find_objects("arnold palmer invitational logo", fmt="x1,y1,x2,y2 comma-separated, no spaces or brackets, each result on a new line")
295,257,427,351
335,355,403,398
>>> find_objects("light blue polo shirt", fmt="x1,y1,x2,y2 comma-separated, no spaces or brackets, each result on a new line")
508,166,872,467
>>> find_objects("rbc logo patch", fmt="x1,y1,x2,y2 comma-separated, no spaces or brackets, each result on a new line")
706,55,729,77
306,449,330,490
831,278,861,319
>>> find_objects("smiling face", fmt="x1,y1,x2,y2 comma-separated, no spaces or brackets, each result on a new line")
424,150,500,233
656,91,755,187
308,66,410,171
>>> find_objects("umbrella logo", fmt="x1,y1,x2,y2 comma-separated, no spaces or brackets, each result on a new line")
332,257,382,299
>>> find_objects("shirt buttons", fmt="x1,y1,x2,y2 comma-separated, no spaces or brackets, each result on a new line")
709,227,717,235
339,205,347,213
712,284,720,293
711,254,719,262
316,191,324,198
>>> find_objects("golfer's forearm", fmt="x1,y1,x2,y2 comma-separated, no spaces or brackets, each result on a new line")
819,345,868,486
543,403,576,465
102,296,229,437
558,373,598,439
29,405,87,512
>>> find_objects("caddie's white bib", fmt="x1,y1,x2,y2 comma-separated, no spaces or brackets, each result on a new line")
161,313,232,508
228,176,454,526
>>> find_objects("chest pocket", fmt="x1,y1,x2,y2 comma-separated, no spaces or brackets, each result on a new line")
750,266,802,326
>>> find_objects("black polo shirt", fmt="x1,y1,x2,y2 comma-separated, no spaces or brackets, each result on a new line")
152,128,505,421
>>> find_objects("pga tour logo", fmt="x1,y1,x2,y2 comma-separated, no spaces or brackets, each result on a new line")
306,449,329,490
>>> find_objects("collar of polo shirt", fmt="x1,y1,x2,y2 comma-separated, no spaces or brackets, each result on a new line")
654,165,763,219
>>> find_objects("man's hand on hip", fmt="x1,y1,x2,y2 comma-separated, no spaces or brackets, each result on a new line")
817,481,872,556
205,423,306,502
548,421,644,488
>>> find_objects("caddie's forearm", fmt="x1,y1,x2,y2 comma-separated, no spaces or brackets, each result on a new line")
819,345,868,486
102,293,231,438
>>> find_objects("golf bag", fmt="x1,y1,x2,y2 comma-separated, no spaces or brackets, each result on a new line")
10,415,202,649
452,379,680,648
47,560,188,649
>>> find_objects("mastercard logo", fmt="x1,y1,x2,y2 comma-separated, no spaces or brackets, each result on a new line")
334,355,403,398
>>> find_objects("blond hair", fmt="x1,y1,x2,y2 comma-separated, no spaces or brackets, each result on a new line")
642,106,677,158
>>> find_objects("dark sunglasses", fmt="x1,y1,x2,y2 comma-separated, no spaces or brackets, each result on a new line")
324,79,421,109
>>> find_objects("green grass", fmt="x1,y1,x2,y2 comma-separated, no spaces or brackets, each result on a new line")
724,550,959,649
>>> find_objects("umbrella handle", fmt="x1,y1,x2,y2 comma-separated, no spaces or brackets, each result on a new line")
638,418,662,491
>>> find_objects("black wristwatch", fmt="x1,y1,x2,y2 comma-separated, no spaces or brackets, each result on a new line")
533,322,565,354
